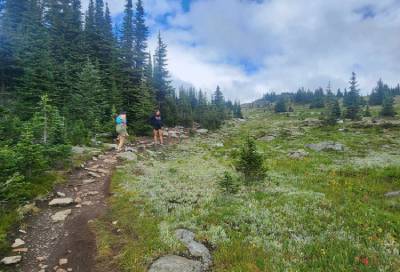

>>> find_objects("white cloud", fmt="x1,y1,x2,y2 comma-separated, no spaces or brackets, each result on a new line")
82,0,400,102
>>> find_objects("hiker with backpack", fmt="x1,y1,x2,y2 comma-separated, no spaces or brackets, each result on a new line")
150,110,164,145
115,111,128,151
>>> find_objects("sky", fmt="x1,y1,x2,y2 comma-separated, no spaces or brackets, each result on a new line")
82,0,400,102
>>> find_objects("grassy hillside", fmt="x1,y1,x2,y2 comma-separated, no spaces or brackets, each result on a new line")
94,103,400,271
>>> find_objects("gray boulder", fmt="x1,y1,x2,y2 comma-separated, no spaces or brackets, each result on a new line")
117,152,137,161
196,129,208,134
1,256,22,265
175,229,212,269
306,141,345,152
148,255,202,272
49,198,74,206
288,149,309,159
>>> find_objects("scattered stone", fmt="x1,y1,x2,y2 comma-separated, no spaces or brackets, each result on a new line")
57,192,66,197
82,179,95,185
124,146,137,153
288,149,309,159
67,268,73,272
88,171,101,178
175,229,212,269
303,118,323,126
56,269,67,272
259,135,276,142
12,248,28,253
74,197,82,203
36,256,47,262
1,256,22,265
85,191,99,196
116,152,137,161
196,129,208,134
49,198,74,206
305,141,345,152
18,229,27,234
92,156,98,161
82,201,93,206
11,238,25,248
148,255,202,272
385,191,400,197
112,221,118,225
59,258,68,266
51,209,72,222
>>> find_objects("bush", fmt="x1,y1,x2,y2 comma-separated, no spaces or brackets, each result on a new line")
235,136,267,184
218,171,240,194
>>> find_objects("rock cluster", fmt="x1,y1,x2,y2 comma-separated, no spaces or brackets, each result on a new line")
306,141,345,152
148,229,212,272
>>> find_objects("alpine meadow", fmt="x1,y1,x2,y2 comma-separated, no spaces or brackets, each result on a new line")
0,0,399,272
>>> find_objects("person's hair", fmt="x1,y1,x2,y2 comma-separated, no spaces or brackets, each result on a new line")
121,111,126,115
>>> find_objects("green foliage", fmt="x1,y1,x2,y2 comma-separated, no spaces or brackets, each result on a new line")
235,136,267,184
274,97,287,113
68,119,90,145
364,105,372,117
218,171,240,194
324,98,341,125
380,95,396,117
343,72,362,120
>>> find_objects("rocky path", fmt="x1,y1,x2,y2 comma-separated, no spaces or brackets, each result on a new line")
6,150,119,272
2,127,209,272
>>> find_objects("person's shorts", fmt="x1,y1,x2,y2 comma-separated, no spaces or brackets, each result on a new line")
116,124,128,136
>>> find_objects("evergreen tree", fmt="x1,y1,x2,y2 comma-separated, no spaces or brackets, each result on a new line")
132,0,148,81
369,79,389,106
310,88,325,108
236,136,267,184
343,72,361,120
380,94,396,117
364,105,371,117
274,97,287,113
324,98,341,125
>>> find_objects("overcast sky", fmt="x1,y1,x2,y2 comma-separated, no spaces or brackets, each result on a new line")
82,0,400,102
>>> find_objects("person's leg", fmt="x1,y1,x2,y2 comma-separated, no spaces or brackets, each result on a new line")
159,129,164,145
118,135,125,151
153,129,158,144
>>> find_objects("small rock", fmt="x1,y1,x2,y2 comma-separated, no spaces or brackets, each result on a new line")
36,256,47,262
88,172,101,178
306,141,345,152
82,201,93,206
1,256,22,265
18,229,27,234
51,209,72,222
82,179,95,185
56,269,67,272
74,197,82,203
11,238,25,248
12,248,28,253
59,258,68,266
57,192,66,197
112,221,118,225
49,198,74,206
67,268,73,272
196,129,208,134
148,255,202,272
116,152,137,161
385,191,400,197
288,149,309,159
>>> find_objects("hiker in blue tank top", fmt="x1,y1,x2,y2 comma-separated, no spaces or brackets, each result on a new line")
115,111,128,152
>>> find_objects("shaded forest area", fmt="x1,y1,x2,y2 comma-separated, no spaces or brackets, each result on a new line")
0,0,242,232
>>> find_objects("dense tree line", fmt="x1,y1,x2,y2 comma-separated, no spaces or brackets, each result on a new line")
265,72,398,122
0,0,239,205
